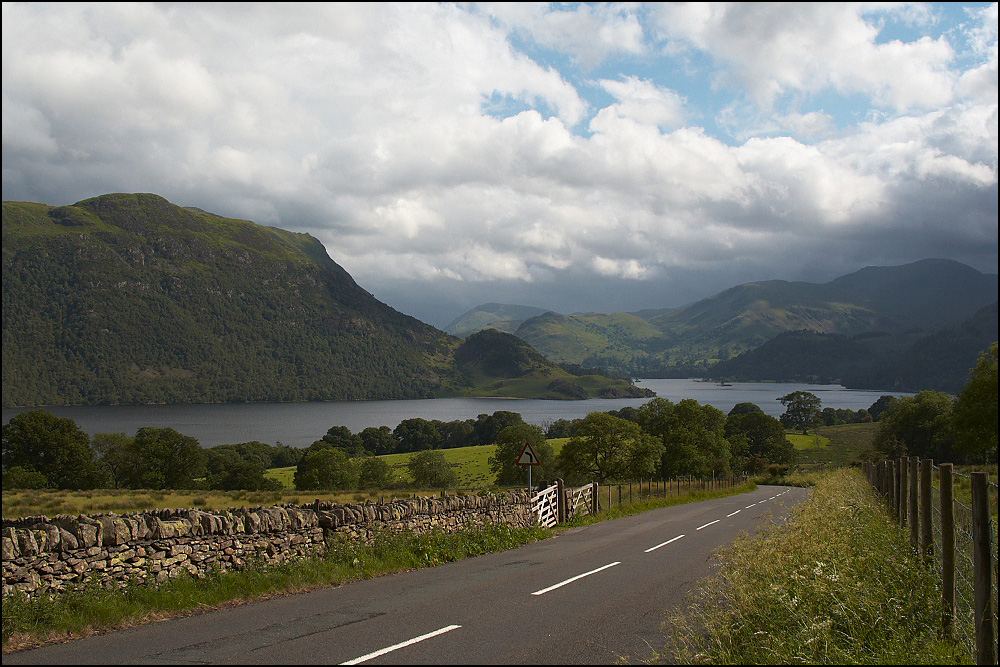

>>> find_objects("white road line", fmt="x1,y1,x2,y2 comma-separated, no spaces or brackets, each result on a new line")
531,562,621,596
696,519,720,530
644,534,685,553
745,503,757,508
341,625,462,665
727,510,741,517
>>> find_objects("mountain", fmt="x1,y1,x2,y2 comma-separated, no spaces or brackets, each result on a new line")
444,303,551,338
482,259,997,381
2,193,641,406
647,258,998,362
446,329,653,400
709,302,998,393
512,311,677,375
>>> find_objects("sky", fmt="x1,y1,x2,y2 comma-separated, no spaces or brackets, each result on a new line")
3,2,997,328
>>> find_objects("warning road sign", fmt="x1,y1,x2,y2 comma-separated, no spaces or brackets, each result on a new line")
517,442,540,466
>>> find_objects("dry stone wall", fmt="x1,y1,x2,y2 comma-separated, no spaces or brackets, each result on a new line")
2,491,533,598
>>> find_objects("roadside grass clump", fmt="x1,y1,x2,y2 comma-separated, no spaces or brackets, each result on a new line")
662,467,969,665
2,521,551,652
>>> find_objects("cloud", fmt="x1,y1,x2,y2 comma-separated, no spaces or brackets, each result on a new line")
651,3,956,110
2,3,996,328
480,2,646,69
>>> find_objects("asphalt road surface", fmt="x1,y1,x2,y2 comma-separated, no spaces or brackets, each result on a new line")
6,485,808,665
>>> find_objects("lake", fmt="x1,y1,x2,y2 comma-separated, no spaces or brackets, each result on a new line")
2,379,911,448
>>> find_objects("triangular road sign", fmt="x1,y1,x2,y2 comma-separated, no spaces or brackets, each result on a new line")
517,442,540,466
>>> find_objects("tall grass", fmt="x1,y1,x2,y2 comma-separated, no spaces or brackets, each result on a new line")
661,467,969,664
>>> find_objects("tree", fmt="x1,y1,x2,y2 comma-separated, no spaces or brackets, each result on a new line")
316,425,367,457
873,391,956,461
204,446,282,491
557,412,664,483
867,395,899,422
725,410,795,469
728,402,763,416
637,398,732,478
357,456,393,489
358,426,397,456
777,391,822,434
393,418,442,453
489,423,555,486
952,342,998,463
407,449,458,488
294,444,360,490
472,411,526,445
1,410,102,489
92,432,135,489
120,427,207,489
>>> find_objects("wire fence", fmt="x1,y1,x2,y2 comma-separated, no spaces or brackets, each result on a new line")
865,459,997,665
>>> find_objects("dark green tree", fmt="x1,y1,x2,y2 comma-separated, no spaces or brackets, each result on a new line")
91,432,135,489
394,418,442,453
867,395,899,422
777,391,822,434
489,423,555,486
728,402,763,416
472,411,526,445
725,410,795,468
120,427,206,489
357,456,393,489
638,398,732,478
317,426,367,457
557,412,663,483
294,444,360,490
359,426,397,456
1,466,48,489
873,391,956,461
204,446,282,491
1,410,102,489
952,342,998,463
407,449,458,488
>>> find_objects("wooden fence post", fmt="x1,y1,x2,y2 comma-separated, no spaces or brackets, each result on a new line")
591,482,599,515
939,463,955,638
970,472,995,666
556,478,566,524
900,457,909,526
908,457,919,551
919,458,933,561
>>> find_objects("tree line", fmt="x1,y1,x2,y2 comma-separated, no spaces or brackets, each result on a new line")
4,343,994,494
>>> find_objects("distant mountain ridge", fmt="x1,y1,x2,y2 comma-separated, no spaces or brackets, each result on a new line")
444,303,551,338
447,258,998,390
2,193,643,406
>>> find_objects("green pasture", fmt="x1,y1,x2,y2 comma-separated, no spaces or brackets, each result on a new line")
266,438,572,491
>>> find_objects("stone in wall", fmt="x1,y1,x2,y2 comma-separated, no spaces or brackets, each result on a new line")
2,491,533,598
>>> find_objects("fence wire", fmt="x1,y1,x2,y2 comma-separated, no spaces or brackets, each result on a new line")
930,466,999,661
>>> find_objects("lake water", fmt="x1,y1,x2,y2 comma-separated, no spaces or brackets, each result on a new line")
2,379,911,448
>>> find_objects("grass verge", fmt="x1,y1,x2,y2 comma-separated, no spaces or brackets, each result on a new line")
660,467,969,665
564,481,758,528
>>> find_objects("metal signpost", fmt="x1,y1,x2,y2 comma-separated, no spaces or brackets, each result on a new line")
517,441,540,490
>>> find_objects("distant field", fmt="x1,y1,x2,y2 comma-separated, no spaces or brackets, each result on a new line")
791,422,878,465
266,438,572,491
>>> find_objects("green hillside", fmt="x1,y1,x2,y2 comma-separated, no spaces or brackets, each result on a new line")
471,259,997,383
2,194,644,406
443,329,653,400
710,302,998,393
513,311,676,374
443,303,550,338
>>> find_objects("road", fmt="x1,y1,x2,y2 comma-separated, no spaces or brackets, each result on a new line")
5,485,808,665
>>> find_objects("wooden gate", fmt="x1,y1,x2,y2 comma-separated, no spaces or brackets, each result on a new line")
533,483,559,528
570,483,595,518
